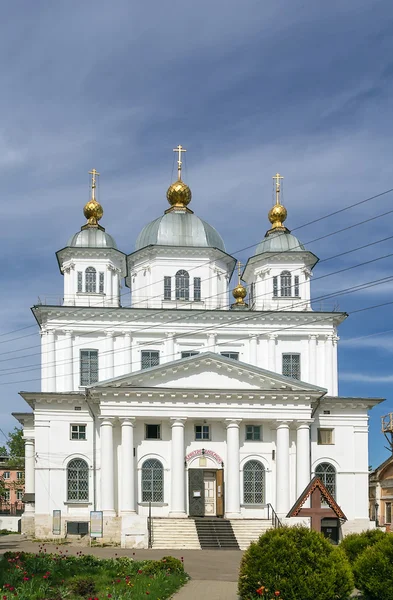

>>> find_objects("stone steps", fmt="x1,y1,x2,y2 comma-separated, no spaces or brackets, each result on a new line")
193,518,239,549
151,518,201,549
230,519,272,550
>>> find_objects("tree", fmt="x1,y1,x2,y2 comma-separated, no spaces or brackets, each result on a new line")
2,428,24,468
0,445,8,459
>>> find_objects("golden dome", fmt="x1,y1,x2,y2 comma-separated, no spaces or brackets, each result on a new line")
166,178,192,209
83,198,103,226
232,282,247,303
268,203,287,230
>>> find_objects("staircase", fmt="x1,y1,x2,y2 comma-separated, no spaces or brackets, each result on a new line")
230,519,272,550
151,518,201,549
194,518,239,549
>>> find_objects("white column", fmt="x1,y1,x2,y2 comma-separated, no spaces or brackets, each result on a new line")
120,418,135,514
332,335,339,395
47,329,56,392
105,331,114,379
207,333,216,353
308,335,318,385
211,269,218,309
170,418,187,517
41,330,48,392
225,419,242,518
325,334,334,394
64,330,73,391
296,422,311,497
249,335,258,365
276,421,290,515
100,418,115,515
124,332,133,374
24,438,35,514
267,334,277,371
166,333,175,363
105,265,111,306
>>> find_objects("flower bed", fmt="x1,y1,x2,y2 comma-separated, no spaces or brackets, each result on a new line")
0,548,188,600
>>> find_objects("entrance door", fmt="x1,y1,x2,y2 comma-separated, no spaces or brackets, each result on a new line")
216,469,224,516
204,471,216,516
188,469,205,517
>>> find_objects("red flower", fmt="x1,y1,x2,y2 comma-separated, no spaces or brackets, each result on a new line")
4,595,8,599
22,577,28,582
256,586,265,596
137,570,143,574
275,593,281,597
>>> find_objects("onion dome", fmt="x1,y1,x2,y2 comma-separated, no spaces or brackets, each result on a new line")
231,261,248,309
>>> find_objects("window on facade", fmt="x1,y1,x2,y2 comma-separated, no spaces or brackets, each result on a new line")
386,502,392,524
142,459,164,503
145,424,161,439
3,472,10,480
17,472,23,480
71,424,87,440
141,350,160,370
273,276,278,297
282,354,301,380
245,425,261,441
280,271,292,297
77,271,83,292
67,458,89,502
221,352,239,360
243,460,265,504
85,267,97,293
175,270,190,300
99,272,104,293
315,462,336,500
194,277,201,301
3,489,10,501
80,350,98,386
250,282,256,305
317,428,334,445
195,425,210,440
16,490,23,501
164,276,171,300
294,275,300,297
181,351,199,358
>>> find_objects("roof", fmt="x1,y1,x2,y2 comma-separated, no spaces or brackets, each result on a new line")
287,476,347,520
67,228,117,249
255,230,306,255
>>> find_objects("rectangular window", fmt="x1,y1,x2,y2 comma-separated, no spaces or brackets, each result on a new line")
282,353,301,379
250,282,255,305
294,275,300,297
194,277,201,301
145,424,161,439
99,272,104,293
164,276,171,300
80,350,99,386
273,276,278,297
3,489,10,501
181,351,199,358
16,472,23,480
77,271,83,292
221,352,239,360
141,350,160,370
317,428,334,445
70,424,87,440
16,490,23,501
246,425,261,441
3,472,10,480
195,425,210,440
386,502,392,524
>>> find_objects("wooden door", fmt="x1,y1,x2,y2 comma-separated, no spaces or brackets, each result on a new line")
204,472,216,516
216,469,224,516
188,469,205,517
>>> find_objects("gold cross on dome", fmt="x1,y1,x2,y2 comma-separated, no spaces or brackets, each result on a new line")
89,168,100,200
273,172,283,204
173,144,187,180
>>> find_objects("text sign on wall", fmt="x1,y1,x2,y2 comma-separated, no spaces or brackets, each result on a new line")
52,510,61,535
90,511,103,538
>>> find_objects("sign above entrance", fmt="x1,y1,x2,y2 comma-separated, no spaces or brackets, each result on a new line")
185,448,224,466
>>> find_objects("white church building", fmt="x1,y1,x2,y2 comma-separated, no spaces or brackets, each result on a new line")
15,152,382,548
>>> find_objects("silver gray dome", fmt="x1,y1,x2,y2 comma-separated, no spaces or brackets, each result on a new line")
255,231,305,255
67,228,117,249
135,211,225,251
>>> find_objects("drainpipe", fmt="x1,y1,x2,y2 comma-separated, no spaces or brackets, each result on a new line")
85,391,97,511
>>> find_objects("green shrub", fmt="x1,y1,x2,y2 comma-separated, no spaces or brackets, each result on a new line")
340,528,386,565
143,556,184,575
353,534,393,600
238,526,354,600
69,575,97,598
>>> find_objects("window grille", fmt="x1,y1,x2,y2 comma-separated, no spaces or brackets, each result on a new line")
273,276,278,297
282,353,300,379
142,459,164,502
164,276,171,300
280,271,292,297
80,350,98,386
245,425,261,441
221,352,239,360
195,425,210,440
141,350,160,370
99,272,104,293
175,270,190,300
181,351,199,358
67,458,89,502
294,275,300,297
194,277,201,301
315,462,336,500
85,267,97,293
71,424,87,440
317,428,334,445
77,271,83,292
243,460,265,504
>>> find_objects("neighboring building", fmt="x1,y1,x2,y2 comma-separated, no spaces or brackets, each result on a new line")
0,465,25,514
14,157,383,547
369,454,393,531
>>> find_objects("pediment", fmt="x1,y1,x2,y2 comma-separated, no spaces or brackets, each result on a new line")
92,352,326,394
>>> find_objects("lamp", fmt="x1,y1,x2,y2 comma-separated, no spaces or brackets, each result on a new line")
375,501,379,527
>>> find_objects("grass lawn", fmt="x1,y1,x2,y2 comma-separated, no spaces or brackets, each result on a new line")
0,548,188,599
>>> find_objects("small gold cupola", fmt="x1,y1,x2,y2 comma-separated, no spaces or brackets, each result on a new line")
231,261,248,309
267,172,289,235
82,168,105,231
166,145,193,213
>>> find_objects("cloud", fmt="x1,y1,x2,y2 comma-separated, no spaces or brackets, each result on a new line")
340,372,393,384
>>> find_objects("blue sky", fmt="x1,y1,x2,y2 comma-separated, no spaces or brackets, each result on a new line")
0,0,392,467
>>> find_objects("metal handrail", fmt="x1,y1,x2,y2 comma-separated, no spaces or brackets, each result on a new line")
147,501,152,548
266,503,283,528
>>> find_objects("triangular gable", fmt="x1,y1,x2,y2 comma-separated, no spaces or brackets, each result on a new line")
91,352,327,394
287,476,347,520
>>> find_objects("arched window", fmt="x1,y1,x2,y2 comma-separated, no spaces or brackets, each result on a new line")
175,270,190,301
315,462,336,499
67,458,89,502
142,459,164,502
280,271,291,297
85,267,97,293
243,460,265,504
